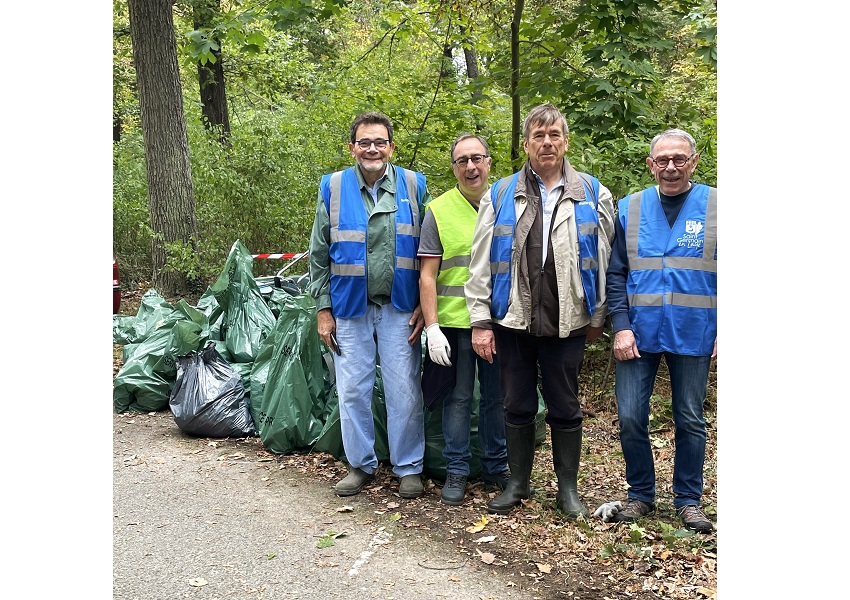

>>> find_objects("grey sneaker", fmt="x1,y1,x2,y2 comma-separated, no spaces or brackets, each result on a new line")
613,499,656,523
398,474,424,499
677,505,714,533
480,470,511,491
334,467,374,496
440,474,467,506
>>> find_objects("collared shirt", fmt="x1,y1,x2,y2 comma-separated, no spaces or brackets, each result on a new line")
530,168,565,265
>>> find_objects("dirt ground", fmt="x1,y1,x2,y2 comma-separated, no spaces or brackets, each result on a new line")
113,289,717,599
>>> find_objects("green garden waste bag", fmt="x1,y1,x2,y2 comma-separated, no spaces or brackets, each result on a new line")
113,295,208,413
312,361,391,463
207,240,276,364
248,293,326,454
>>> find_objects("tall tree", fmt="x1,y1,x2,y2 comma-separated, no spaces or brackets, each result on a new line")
128,0,199,295
190,0,231,144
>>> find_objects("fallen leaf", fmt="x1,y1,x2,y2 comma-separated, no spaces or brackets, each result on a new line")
478,552,495,565
473,535,496,543
337,505,354,513
465,515,489,533
387,502,400,509
188,578,207,587
267,553,276,559
696,587,716,598
389,512,401,521
536,563,552,573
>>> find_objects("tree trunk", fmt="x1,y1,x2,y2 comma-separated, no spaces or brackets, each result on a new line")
460,30,484,133
194,0,231,145
510,0,524,171
128,0,198,296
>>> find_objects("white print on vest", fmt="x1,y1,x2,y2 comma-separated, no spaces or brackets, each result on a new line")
686,220,704,235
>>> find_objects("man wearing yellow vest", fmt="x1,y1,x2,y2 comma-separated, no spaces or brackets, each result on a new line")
418,134,510,506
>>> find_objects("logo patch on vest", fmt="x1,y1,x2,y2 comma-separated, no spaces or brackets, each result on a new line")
678,220,705,249
686,220,704,235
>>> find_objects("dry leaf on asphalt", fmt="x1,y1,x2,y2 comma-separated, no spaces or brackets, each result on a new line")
188,578,207,587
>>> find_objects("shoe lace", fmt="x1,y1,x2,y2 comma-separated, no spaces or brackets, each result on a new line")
679,505,708,521
446,475,466,490
623,499,649,516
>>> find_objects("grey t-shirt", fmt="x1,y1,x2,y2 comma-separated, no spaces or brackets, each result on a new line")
417,209,443,256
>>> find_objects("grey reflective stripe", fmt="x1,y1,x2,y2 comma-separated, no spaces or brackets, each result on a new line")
397,256,419,270
331,263,365,276
494,224,513,236
331,229,366,243
666,256,717,272
578,222,598,235
490,261,510,274
404,168,421,236
702,187,718,262
398,222,417,235
436,284,465,297
629,292,717,308
328,171,343,228
626,190,661,269
582,256,598,270
440,255,470,269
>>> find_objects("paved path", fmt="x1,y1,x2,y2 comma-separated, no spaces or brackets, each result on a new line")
113,412,534,600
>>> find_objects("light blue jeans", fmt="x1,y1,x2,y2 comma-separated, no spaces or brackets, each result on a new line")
615,351,711,508
442,329,508,477
335,303,424,477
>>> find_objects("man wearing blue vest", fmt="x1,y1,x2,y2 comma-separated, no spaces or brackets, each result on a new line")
465,103,615,519
600,128,716,533
418,133,509,506
308,111,431,499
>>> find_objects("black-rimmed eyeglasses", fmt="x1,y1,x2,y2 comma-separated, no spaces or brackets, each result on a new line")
452,154,489,167
650,153,695,168
354,138,390,149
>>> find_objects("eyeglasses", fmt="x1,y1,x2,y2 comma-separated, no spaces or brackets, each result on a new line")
650,153,695,168
354,138,390,150
452,154,489,167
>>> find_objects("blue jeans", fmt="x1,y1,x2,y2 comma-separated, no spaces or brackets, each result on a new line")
615,351,711,508
335,303,425,477
442,330,508,476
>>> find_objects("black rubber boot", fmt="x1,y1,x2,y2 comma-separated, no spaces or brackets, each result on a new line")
487,421,537,515
551,425,589,520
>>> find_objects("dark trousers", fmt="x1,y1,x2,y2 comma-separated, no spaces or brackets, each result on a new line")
494,328,586,430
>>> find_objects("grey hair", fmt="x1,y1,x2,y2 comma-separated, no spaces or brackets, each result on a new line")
450,133,490,161
522,103,569,140
650,128,696,155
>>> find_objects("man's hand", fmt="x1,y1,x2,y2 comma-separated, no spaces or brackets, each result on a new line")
408,305,425,346
472,327,496,364
425,323,451,366
612,329,640,361
317,308,337,352
592,501,623,522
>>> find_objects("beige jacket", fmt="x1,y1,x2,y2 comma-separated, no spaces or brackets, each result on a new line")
465,160,615,337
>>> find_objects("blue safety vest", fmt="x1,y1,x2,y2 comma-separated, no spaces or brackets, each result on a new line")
320,164,425,318
489,171,601,319
620,183,717,355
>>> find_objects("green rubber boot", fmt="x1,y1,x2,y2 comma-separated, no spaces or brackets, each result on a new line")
551,425,589,519
486,421,537,515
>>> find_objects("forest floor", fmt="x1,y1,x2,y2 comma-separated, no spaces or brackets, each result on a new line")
113,287,717,599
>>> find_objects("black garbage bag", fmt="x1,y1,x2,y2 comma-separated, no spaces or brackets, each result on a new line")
169,341,256,438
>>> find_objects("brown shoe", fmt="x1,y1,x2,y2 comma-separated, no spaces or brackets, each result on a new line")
613,499,656,523
677,505,714,533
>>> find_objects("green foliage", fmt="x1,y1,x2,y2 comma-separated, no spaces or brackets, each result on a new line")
114,0,716,288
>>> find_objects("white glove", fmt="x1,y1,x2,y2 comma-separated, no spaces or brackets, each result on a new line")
425,323,452,367
592,501,623,523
